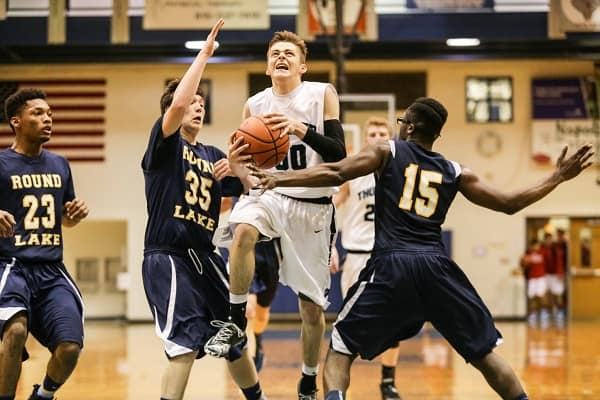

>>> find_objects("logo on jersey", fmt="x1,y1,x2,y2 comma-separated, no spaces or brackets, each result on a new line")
10,174,63,248
172,146,217,231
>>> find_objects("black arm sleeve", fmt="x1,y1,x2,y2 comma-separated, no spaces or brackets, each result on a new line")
302,119,346,162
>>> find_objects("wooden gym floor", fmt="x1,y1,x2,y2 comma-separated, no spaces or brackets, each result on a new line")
12,320,600,399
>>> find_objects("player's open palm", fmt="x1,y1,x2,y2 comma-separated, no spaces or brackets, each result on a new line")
228,131,253,179
555,144,594,181
0,209,16,238
201,18,224,57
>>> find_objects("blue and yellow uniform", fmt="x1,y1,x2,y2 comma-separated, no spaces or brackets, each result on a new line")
142,116,243,359
332,139,502,362
0,148,84,355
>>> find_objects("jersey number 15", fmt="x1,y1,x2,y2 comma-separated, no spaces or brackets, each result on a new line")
398,164,442,218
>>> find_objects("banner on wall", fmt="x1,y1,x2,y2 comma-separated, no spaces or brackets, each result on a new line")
531,77,599,163
0,79,106,162
406,0,494,11
144,0,269,30
548,0,600,38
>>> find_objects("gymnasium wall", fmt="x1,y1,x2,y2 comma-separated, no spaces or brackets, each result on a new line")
1,59,598,320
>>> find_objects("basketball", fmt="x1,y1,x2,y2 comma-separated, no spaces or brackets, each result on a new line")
234,116,290,169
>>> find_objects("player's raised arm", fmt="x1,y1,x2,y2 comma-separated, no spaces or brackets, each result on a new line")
459,144,594,214
162,18,224,136
251,140,391,189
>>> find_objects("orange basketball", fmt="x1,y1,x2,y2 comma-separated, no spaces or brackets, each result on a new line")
234,116,290,169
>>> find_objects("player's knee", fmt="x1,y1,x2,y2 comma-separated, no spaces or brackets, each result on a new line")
55,342,82,367
300,302,324,326
233,224,259,251
3,317,28,351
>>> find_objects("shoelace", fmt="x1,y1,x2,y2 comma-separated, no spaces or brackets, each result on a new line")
210,320,239,341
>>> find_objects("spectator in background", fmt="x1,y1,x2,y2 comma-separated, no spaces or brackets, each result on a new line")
549,229,568,325
521,239,549,327
581,238,591,268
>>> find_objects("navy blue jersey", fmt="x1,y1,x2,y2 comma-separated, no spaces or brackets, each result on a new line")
0,149,75,262
373,140,460,253
142,116,243,256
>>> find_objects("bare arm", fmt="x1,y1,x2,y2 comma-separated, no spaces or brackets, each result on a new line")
459,144,594,214
323,84,341,121
251,141,391,189
161,19,223,136
242,101,251,120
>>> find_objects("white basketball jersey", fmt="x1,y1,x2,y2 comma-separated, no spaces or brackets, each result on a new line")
341,173,375,252
247,81,337,198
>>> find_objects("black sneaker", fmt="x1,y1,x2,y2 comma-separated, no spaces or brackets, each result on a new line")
297,379,318,400
29,384,54,400
380,381,401,400
204,320,246,358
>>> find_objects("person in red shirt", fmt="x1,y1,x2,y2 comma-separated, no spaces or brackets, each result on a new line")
521,239,549,326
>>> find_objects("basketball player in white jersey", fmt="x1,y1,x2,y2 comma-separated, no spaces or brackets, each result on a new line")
205,31,346,399
333,117,401,400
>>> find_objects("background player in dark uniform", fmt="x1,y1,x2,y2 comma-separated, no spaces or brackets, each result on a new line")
0,88,89,400
246,239,281,372
141,19,264,400
217,198,280,372
248,97,594,400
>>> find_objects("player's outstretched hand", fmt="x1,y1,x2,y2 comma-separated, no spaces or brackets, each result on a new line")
248,164,278,193
555,144,594,182
63,198,89,226
228,131,253,179
201,18,224,57
0,209,16,238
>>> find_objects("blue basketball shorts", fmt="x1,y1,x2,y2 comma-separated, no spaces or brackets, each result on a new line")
332,250,502,363
0,257,85,353
142,250,235,359
249,239,281,308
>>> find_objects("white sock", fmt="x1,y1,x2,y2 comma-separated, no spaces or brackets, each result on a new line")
37,386,55,399
230,293,248,304
302,363,318,376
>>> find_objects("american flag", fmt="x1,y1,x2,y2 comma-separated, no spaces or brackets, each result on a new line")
0,79,106,162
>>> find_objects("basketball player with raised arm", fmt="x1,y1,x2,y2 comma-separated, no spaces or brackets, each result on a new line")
249,97,594,400
333,117,401,400
0,88,89,400
205,30,346,399
141,19,265,400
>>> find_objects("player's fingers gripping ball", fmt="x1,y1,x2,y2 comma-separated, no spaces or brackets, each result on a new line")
234,116,289,169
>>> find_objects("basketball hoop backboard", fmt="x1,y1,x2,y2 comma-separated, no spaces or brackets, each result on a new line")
297,0,378,41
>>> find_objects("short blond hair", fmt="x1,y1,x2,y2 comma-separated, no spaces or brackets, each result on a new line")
364,116,392,136
268,31,308,62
